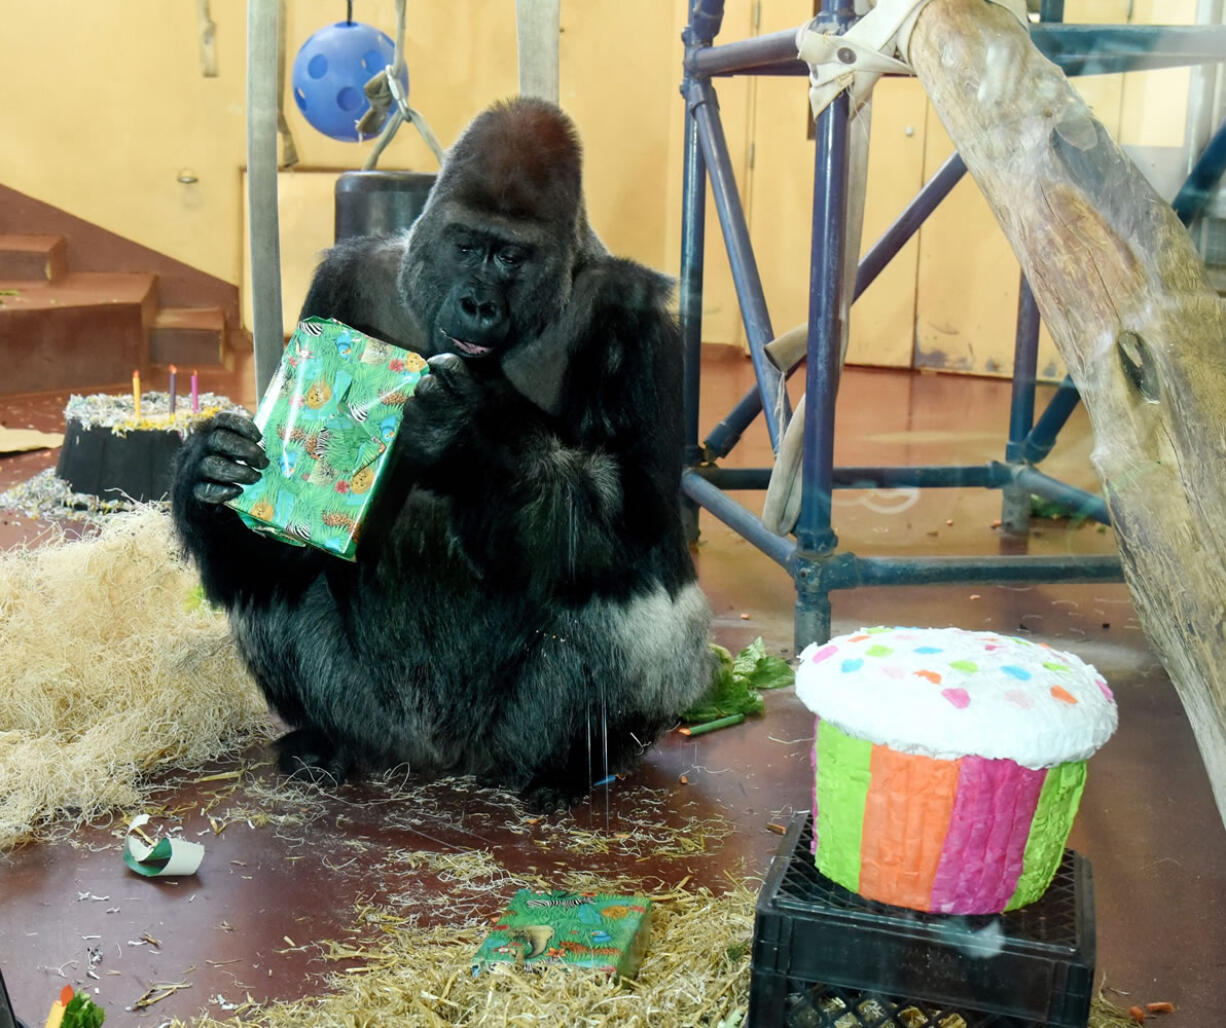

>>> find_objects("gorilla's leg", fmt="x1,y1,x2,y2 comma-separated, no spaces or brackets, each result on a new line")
514,712,670,813
274,726,357,785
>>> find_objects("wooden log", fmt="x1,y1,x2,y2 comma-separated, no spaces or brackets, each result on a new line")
905,0,1226,827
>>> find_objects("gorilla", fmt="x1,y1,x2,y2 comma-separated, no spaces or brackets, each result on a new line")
172,98,713,810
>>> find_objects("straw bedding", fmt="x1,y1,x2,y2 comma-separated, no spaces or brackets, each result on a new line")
0,509,269,849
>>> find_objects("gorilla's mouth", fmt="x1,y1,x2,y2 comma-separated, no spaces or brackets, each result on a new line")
442,332,494,359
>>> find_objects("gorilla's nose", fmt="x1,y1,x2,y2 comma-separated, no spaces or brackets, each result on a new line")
457,287,508,338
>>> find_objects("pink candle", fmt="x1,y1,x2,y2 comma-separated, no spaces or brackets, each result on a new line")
191,370,199,413
168,365,177,416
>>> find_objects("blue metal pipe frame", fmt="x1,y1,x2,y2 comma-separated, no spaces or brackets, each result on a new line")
680,3,1226,649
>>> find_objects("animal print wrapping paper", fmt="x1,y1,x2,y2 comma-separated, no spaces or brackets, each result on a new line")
227,317,427,560
472,889,652,979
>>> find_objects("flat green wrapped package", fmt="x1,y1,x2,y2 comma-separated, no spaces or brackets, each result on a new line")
472,889,652,979
226,317,428,560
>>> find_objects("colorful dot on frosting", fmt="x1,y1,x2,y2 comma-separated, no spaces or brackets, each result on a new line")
915,646,942,654
1043,661,1070,672
914,669,942,685
881,665,906,680
866,626,891,634
1096,678,1114,701
848,634,870,642
941,688,971,709
1050,685,1078,705
984,643,999,651
1005,688,1034,709
1001,665,1031,681
810,644,838,664
949,659,978,673
841,658,863,673
865,644,893,657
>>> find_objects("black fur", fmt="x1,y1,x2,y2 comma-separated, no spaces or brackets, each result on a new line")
172,98,713,810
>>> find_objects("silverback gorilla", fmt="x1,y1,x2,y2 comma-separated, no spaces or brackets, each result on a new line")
171,98,713,809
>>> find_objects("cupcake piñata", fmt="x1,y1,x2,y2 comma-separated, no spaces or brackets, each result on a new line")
796,626,1117,914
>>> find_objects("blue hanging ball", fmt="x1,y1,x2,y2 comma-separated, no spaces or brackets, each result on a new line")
291,21,409,142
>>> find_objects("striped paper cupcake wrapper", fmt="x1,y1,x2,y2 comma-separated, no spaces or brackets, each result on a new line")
812,717,1087,914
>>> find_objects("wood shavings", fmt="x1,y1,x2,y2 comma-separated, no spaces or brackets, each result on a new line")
131,979,194,1011
62,391,244,435
0,510,272,849
173,876,758,1028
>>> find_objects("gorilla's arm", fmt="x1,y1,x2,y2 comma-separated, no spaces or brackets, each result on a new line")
397,258,688,601
299,234,423,353
171,413,326,609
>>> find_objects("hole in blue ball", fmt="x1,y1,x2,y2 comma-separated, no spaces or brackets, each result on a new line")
336,86,363,112
308,54,328,79
362,49,384,72
294,87,307,110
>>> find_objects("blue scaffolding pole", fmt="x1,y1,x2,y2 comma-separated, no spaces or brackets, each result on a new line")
678,0,1226,650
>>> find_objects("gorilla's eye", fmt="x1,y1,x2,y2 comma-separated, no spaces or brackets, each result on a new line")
497,247,526,268
456,242,476,257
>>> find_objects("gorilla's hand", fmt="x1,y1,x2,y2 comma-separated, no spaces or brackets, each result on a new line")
399,353,485,467
181,411,269,505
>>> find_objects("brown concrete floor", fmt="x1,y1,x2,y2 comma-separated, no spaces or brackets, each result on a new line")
1,346,1223,1024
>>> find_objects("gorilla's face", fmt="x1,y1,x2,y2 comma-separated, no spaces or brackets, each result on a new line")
397,98,590,365
433,224,535,360
403,206,571,365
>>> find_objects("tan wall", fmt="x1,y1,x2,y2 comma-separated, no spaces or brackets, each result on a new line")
0,1,1202,374
0,0,681,313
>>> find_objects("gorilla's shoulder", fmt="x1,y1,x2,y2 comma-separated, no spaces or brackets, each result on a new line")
571,256,675,318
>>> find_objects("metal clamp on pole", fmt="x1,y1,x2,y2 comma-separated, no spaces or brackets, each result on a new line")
796,0,1028,117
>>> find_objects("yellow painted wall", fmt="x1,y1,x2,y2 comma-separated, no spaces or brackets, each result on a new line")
0,1,680,308
0,0,1204,373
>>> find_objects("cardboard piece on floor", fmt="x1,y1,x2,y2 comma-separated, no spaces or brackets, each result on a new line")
0,427,63,454
123,814,205,878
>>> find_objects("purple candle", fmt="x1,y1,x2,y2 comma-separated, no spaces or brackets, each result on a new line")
191,370,199,414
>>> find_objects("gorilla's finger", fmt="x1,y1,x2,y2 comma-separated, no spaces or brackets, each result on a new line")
200,453,264,486
426,353,466,377
207,428,269,469
423,353,476,394
211,410,264,443
193,480,244,505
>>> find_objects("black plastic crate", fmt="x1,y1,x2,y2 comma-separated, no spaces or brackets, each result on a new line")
748,813,1095,1028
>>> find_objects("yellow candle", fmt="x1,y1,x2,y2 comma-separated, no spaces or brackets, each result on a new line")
44,985,73,1028
133,370,141,420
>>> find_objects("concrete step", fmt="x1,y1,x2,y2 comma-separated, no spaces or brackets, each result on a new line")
0,234,68,282
0,271,158,395
149,306,228,368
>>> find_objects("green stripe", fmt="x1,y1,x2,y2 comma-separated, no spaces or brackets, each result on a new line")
814,719,874,892
1005,761,1087,911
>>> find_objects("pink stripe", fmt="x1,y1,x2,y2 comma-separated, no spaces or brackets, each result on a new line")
810,716,820,855
929,757,1046,914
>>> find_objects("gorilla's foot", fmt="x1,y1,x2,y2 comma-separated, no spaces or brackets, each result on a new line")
518,775,587,814
274,727,354,786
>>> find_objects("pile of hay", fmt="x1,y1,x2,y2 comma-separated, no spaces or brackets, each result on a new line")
0,510,269,848
182,876,758,1028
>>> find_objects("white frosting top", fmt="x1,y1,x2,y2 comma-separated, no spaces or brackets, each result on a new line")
796,626,1117,768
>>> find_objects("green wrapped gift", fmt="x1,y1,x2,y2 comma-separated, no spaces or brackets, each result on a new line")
472,889,651,979
226,317,428,560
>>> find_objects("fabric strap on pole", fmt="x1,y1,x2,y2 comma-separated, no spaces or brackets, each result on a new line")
516,0,561,103
796,0,1026,119
247,0,285,399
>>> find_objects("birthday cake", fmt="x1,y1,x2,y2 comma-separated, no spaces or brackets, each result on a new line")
796,626,1117,914
56,386,243,504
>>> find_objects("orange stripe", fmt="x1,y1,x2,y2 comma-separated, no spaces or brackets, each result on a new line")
858,745,960,910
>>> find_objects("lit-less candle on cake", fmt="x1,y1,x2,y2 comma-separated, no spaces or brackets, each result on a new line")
796,626,1117,914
